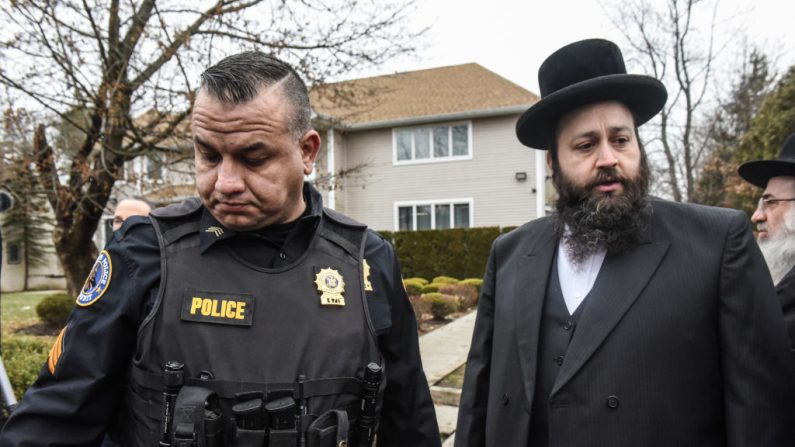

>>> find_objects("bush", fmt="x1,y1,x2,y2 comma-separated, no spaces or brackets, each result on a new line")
1,337,50,398
460,278,484,295
421,293,459,320
36,293,74,327
403,279,425,296
439,283,479,310
421,283,441,294
432,276,459,284
404,277,429,286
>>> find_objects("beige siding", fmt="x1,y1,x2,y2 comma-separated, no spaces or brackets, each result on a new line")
338,114,537,231
1,215,66,292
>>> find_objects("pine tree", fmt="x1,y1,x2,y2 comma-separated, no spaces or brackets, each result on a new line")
725,66,795,214
1,109,54,290
692,50,776,207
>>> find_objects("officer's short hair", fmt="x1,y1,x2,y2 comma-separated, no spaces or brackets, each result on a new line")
199,51,311,140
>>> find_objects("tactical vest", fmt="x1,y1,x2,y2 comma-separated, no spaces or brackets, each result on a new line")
108,199,383,447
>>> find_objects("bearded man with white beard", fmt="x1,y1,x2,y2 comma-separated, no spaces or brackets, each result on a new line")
739,132,795,357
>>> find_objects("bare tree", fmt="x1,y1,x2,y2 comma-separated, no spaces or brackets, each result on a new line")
0,0,422,295
609,0,725,202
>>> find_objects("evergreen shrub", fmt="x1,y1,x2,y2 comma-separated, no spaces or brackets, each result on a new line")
460,278,484,295
35,293,74,327
403,279,425,296
421,283,441,294
404,277,429,286
439,283,479,310
421,293,459,320
432,276,459,284
1,337,50,397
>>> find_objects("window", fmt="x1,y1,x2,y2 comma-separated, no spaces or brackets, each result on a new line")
395,200,472,231
394,122,471,164
146,156,163,181
6,242,21,264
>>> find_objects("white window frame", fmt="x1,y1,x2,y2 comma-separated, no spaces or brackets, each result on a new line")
393,198,474,231
392,121,473,165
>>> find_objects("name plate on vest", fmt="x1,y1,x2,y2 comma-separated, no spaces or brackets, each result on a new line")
181,290,255,326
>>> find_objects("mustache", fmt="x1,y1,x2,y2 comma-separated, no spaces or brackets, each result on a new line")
586,168,627,190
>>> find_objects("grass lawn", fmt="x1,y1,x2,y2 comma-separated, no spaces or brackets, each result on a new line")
437,363,466,388
2,290,62,338
1,290,65,398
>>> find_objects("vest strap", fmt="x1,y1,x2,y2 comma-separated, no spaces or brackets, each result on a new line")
161,221,201,246
170,386,219,445
131,365,362,399
317,224,361,259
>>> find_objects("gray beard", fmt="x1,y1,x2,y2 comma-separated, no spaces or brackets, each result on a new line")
759,231,795,285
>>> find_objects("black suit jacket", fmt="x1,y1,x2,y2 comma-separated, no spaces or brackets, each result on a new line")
775,265,795,357
456,199,795,447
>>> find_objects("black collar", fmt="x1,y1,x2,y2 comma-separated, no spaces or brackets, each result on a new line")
198,182,324,254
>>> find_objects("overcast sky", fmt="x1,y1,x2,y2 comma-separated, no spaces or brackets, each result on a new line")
350,0,795,95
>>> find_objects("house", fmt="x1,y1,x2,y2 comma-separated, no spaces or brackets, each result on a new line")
310,63,545,232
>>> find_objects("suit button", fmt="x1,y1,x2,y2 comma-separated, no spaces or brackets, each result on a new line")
501,393,509,405
279,252,287,260
606,395,619,409
553,355,564,366
563,319,573,330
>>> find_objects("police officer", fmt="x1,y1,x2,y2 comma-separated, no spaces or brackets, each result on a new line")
0,52,440,447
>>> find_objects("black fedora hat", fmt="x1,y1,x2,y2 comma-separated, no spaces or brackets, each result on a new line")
516,38,668,149
738,133,795,188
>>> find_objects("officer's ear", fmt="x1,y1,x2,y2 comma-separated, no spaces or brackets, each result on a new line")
299,130,321,176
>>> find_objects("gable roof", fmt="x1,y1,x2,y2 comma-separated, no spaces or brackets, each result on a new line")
310,63,538,129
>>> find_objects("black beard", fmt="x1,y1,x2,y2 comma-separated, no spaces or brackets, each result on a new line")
552,164,651,266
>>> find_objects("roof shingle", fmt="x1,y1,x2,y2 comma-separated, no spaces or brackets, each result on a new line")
310,63,538,127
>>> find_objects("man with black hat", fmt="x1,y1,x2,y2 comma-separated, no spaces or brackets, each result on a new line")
738,132,795,355
455,38,795,447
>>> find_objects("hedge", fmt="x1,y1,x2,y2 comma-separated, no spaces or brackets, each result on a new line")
1,337,50,398
380,226,515,280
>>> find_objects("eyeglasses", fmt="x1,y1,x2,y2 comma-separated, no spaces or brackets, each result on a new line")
757,197,795,211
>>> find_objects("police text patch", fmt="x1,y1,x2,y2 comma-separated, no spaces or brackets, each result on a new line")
181,290,255,326
76,250,112,307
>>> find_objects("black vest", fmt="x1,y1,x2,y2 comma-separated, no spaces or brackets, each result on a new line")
528,260,588,447
108,199,382,446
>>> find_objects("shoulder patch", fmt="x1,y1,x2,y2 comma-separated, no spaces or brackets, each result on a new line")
76,250,112,307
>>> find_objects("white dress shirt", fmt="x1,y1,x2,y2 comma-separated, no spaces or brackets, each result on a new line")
556,240,606,314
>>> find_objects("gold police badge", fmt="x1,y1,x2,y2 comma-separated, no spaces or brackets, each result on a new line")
315,268,346,306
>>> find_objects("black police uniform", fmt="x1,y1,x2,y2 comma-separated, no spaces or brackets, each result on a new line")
0,183,441,447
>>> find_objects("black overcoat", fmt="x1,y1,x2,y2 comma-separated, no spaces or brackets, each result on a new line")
456,199,795,447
